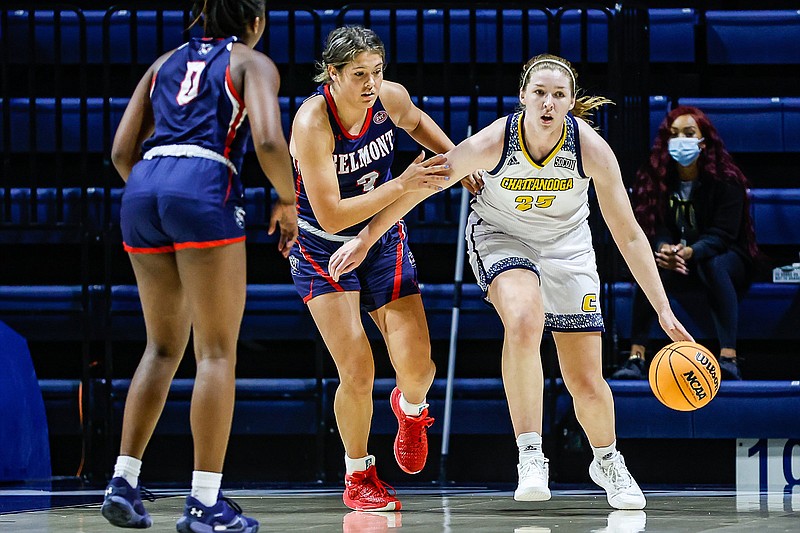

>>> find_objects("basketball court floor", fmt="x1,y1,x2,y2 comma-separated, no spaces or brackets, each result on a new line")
2,485,798,532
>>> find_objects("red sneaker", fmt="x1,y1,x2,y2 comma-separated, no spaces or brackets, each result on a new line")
343,465,402,511
390,387,435,474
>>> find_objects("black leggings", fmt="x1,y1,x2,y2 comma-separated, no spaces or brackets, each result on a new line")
631,250,752,350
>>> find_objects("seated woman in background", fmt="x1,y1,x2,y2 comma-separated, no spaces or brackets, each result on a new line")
613,105,759,381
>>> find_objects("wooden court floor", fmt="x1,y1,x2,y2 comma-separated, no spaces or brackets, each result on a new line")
1,486,798,532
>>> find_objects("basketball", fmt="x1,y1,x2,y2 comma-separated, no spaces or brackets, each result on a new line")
648,341,721,411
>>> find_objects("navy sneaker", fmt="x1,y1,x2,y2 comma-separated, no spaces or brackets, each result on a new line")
101,477,153,528
176,493,259,533
719,356,743,381
611,356,647,380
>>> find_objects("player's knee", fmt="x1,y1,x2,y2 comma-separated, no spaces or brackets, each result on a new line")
565,372,607,400
338,368,375,395
143,342,184,361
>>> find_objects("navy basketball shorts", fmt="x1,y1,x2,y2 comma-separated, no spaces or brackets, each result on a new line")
120,156,246,254
289,221,420,312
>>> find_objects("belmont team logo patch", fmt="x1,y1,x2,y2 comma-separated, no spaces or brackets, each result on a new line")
234,207,246,229
373,110,389,124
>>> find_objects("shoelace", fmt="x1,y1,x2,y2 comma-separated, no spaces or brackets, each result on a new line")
139,485,157,503
347,469,397,500
400,414,435,442
519,456,548,478
602,459,633,489
218,495,244,514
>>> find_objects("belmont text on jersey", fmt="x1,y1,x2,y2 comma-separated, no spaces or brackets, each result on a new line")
332,129,395,174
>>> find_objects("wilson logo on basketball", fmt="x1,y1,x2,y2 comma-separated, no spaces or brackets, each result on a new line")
373,110,389,124
694,352,720,390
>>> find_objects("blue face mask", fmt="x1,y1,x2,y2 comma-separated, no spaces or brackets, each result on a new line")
668,137,704,167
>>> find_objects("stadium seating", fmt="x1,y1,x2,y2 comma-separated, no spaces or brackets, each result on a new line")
677,97,784,153
4,5,800,482
706,10,800,65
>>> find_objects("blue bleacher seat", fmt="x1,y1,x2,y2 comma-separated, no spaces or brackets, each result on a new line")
610,282,800,342
3,9,86,64
612,381,800,438
338,8,550,64
111,378,319,436
750,188,800,245
258,10,319,64
649,9,695,63
0,98,127,153
648,95,669,143
706,10,800,65
107,284,314,341
783,98,800,152
0,285,87,341
677,97,783,153
556,9,611,64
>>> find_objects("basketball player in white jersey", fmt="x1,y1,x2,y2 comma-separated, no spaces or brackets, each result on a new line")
328,53,693,510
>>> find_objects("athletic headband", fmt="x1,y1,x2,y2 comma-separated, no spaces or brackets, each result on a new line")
522,59,576,89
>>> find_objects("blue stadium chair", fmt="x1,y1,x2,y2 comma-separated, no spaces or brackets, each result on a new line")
649,95,669,143
750,188,800,246
338,8,550,64
477,96,520,130
2,9,86,64
0,97,127,153
111,378,320,436
706,10,800,64
783,98,800,152
677,97,783,153
610,281,800,341
0,285,87,341
556,9,611,64
649,9,696,63
339,9,422,63
258,10,319,64
101,10,200,64
420,96,471,142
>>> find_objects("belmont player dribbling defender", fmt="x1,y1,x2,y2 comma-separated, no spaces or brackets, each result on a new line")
288,25,456,511
101,1,296,531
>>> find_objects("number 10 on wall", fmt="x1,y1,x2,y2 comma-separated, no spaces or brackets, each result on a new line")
737,439,800,493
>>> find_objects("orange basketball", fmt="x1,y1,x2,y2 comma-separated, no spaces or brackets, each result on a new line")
648,341,721,411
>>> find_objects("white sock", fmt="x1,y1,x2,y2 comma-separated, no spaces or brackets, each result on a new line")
593,441,618,464
113,455,142,489
516,432,543,462
345,454,375,475
399,392,428,417
191,471,222,507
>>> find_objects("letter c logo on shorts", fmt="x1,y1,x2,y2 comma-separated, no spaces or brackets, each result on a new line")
581,294,597,312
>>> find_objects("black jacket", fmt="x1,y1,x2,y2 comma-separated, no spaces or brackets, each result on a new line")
651,177,753,264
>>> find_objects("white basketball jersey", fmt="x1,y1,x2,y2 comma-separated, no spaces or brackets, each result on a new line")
473,111,590,243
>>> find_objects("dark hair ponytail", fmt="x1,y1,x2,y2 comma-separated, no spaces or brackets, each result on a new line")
190,0,265,39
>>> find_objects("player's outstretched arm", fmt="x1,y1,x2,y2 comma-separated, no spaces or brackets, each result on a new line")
329,118,505,280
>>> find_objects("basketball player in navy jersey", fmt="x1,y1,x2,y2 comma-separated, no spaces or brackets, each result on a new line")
329,54,693,511
289,26,456,511
101,1,294,531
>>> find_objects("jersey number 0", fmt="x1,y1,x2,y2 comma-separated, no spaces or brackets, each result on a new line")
177,61,206,105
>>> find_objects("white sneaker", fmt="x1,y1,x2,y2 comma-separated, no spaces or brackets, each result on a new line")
589,453,646,510
514,454,551,501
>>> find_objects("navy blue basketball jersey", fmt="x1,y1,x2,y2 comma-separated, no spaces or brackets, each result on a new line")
142,36,250,176
294,84,397,237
